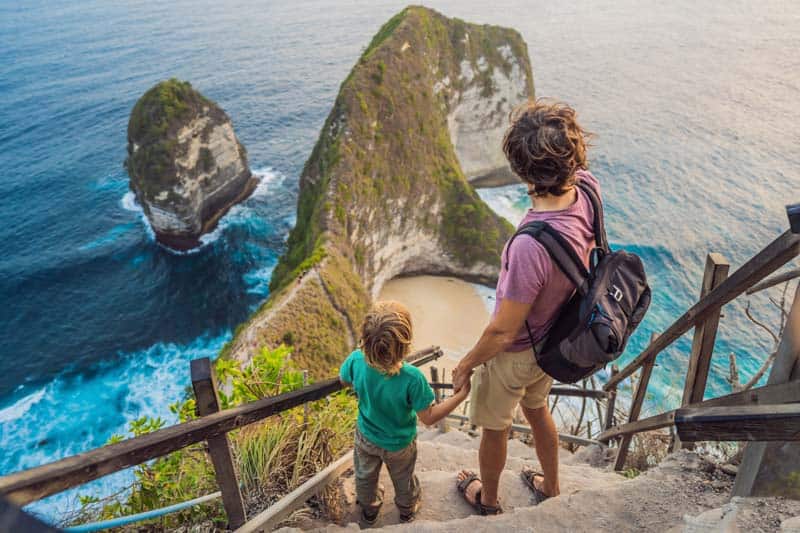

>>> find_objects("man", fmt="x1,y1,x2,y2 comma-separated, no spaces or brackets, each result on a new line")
453,99,600,514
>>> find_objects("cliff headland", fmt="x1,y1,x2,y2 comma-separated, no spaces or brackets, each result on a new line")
126,79,258,250
224,6,535,374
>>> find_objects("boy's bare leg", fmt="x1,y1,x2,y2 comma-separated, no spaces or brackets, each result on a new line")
477,426,510,506
522,405,560,496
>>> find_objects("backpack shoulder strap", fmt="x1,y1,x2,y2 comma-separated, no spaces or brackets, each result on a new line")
576,179,609,252
505,220,590,296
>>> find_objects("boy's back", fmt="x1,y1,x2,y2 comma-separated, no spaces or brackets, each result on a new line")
340,350,434,452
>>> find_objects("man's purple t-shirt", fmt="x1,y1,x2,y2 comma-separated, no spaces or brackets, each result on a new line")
495,170,600,352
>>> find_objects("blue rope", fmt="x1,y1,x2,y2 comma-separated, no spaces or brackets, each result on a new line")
63,491,221,532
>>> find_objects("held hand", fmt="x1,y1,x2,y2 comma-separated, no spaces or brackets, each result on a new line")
452,364,473,394
455,377,471,399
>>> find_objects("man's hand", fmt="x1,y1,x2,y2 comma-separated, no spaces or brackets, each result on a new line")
452,364,473,393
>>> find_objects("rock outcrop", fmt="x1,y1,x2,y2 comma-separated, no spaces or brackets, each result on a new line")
125,79,257,250
223,7,535,375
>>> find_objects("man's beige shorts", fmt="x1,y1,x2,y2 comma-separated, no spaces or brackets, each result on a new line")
469,350,553,431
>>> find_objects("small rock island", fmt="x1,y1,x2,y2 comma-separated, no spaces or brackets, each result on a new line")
125,79,257,250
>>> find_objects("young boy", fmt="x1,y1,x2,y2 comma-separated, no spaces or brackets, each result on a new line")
339,301,469,525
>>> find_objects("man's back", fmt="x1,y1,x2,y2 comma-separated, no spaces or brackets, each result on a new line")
495,169,599,350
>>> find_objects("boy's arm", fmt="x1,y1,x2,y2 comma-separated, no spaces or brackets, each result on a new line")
417,386,469,426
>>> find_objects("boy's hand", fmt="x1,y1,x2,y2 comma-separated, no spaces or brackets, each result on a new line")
455,379,470,399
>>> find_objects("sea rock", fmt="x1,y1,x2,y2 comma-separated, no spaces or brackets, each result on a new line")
224,7,535,375
125,79,257,250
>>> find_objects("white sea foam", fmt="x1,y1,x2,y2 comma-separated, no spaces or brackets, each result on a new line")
0,387,47,424
14,332,231,520
120,167,282,254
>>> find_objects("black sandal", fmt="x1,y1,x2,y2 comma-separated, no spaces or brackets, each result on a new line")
456,471,503,515
520,467,551,504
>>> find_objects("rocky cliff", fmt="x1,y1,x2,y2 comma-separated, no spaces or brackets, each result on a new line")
223,7,535,375
125,79,257,250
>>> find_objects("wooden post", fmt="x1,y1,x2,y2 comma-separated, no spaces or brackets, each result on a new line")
302,370,309,426
614,333,659,470
733,283,800,497
604,365,619,433
675,253,730,451
430,367,447,432
191,358,246,529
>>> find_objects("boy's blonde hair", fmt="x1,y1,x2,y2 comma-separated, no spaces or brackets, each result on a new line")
360,301,413,376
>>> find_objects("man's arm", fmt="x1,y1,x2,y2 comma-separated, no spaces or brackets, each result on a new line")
452,298,533,391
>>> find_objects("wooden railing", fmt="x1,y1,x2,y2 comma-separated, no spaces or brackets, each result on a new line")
599,212,800,480
0,347,445,528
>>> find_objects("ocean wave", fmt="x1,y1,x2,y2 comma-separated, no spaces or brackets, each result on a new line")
120,167,283,254
4,332,231,520
0,387,47,424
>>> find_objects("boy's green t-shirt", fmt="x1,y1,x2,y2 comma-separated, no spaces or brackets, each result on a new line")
339,350,435,451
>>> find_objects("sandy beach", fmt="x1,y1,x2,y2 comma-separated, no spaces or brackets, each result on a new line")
377,275,494,382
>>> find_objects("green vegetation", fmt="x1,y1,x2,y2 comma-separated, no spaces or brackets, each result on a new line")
125,78,224,199
70,345,357,530
232,5,529,381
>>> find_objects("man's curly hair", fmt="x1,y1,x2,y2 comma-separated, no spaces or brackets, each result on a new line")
502,99,591,196
360,301,413,376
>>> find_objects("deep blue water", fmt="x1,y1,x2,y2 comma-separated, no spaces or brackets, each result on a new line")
1,0,798,519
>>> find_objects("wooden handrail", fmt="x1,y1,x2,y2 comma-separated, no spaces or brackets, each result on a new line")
605,230,800,391
675,404,800,442
429,383,608,399
746,267,800,295
0,347,442,506
597,380,800,442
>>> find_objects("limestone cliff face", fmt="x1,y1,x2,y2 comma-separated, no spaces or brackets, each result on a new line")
126,79,257,250
442,34,534,187
224,7,535,375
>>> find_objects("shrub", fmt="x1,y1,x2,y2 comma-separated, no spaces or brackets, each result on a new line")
69,345,356,530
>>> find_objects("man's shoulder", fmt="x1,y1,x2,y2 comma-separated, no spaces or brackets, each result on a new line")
576,169,600,190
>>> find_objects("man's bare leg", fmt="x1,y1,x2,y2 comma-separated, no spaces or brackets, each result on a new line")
477,427,510,506
522,405,560,496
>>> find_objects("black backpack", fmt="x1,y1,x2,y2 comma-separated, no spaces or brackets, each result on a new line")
506,180,651,383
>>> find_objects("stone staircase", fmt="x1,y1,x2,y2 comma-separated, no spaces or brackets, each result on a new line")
279,427,800,532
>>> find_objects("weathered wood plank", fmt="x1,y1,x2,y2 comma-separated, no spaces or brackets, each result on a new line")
192,358,246,529
0,347,442,505
429,383,608,399
675,404,800,442
614,334,659,470
681,254,730,406
605,230,800,391
444,414,602,448
234,452,354,533
688,380,800,409
746,267,800,295
734,284,800,497
604,365,619,432
430,366,447,433
675,254,730,451
596,410,676,442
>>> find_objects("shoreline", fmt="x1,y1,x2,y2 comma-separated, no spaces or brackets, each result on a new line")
378,275,493,380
